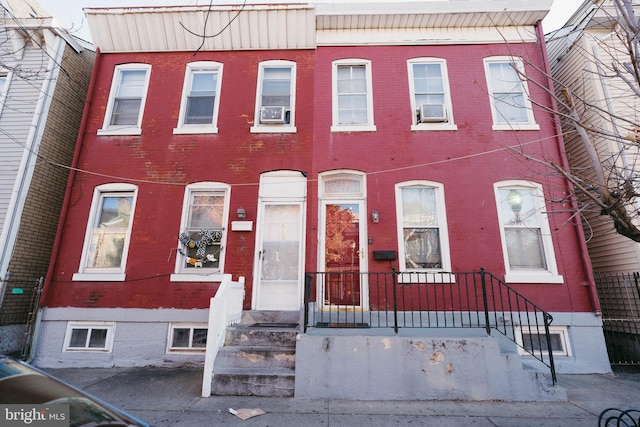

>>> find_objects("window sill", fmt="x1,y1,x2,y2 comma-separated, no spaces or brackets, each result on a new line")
396,272,456,284
72,272,126,282
63,348,111,353
97,127,142,136
166,349,206,355
170,273,224,282
331,124,377,132
504,272,564,284
411,123,458,132
173,126,218,135
492,123,540,131
250,125,297,134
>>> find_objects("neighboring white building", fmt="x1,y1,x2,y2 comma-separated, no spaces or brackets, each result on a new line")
547,0,640,273
0,0,94,355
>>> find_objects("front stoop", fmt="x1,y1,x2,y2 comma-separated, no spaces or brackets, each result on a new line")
211,311,299,397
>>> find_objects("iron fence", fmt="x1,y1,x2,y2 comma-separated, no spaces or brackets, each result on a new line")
594,272,640,367
304,268,557,383
0,277,44,360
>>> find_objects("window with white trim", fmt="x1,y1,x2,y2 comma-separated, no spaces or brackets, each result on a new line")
395,181,452,282
171,182,230,282
174,61,223,134
407,58,457,131
167,323,208,353
516,326,571,357
74,184,137,282
495,181,563,284
63,322,115,352
251,60,296,133
332,59,376,132
98,63,151,136
484,57,539,130
0,71,10,116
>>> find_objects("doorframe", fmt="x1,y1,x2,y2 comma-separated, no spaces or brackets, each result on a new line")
251,170,307,311
317,170,369,311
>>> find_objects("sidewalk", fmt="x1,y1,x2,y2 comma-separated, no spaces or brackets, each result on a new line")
45,366,640,427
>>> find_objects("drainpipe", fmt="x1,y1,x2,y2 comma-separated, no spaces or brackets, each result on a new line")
536,22,601,315
40,47,102,306
0,35,63,305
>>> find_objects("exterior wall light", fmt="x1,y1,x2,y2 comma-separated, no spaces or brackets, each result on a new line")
236,207,246,219
371,210,380,223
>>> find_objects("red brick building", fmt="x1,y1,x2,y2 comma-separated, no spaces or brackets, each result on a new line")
33,1,610,387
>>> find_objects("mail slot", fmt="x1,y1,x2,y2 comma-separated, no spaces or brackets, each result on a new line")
373,250,397,261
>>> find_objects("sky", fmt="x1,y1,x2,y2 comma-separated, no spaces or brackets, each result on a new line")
37,0,585,44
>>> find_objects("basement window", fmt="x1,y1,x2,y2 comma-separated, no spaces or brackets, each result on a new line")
516,326,571,357
167,324,208,353
63,322,115,352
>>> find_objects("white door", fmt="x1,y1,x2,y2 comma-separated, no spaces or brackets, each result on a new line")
254,202,304,310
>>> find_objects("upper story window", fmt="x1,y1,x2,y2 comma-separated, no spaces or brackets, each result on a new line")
332,59,376,132
484,57,539,131
407,58,457,131
98,64,151,136
171,182,230,282
73,183,138,282
0,71,10,116
174,62,223,134
251,60,296,133
495,181,563,284
395,181,453,282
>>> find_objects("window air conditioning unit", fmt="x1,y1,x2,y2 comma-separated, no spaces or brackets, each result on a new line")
260,106,287,124
418,104,447,123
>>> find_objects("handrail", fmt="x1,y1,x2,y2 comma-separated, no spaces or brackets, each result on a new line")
201,274,245,397
304,269,556,384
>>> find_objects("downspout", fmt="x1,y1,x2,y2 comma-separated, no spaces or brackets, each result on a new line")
39,47,102,306
0,35,63,303
536,22,601,315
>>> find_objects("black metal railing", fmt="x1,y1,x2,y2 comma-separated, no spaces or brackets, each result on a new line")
304,268,557,384
593,271,640,367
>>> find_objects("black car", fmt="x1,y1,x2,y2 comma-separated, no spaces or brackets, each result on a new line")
0,354,150,427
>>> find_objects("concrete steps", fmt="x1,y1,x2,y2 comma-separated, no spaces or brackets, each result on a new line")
211,311,299,397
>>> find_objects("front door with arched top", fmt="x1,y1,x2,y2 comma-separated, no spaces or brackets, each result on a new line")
318,171,368,309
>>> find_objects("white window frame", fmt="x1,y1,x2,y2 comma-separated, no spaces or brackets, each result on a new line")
0,70,11,117
494,181,563,284
515,325,572,357
98,63,151,136
171,182,230,282
331,59,376,132
173,61,223,134
166,323,208,353
63,322,116,352
251,60,297,134
73,183,138,282
395,181,453,283
407,58,457,131
484,56,539,131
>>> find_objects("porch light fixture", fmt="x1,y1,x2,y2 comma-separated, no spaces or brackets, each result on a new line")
236,207,246,219
371,210,380,223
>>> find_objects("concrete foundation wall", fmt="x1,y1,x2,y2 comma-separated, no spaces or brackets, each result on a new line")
518,312,611,374
32,308,208,368
294,332,566,401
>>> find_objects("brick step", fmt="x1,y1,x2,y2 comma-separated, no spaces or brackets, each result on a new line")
215,346,296,369
211,368,295,397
